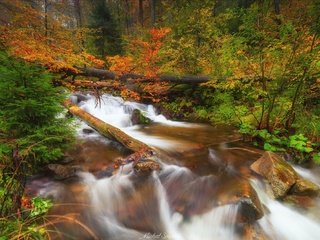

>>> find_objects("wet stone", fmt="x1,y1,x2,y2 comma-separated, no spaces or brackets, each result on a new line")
131,109,151,125
48,164,81,179
134,159,161,176
290,178,320,197
250,151,297,199
82,128,94,134
283,195,316,209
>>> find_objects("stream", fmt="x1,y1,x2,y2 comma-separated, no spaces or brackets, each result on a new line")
26,94,320,240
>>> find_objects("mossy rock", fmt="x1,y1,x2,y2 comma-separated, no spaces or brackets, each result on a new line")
131,109,151,125
283,195,316,208
290,178,320,197
250,151,297,199
133,159,161,176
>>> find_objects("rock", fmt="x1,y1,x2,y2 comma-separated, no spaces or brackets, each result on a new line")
73,93,88,103
131,109,151,125
290,178,320,197
242,224,268,240
283,195,316,208
134,159,161,176
48,164,81,179
250,151,297,199
82,128,94,134
221,180,264,223
236,182,264,223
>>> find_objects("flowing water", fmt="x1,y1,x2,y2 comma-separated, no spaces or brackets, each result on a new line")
26,94,320,240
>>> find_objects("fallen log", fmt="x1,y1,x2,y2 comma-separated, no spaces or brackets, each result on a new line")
64,100,149,152
73,67,211,84
72,80,123,90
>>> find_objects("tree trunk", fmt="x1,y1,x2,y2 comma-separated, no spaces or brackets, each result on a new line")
139,0,144,27
44,0,48,38
73,0,83,27
73,67,211,84
274,0,280,15
150,0,156,26
64,100,149,152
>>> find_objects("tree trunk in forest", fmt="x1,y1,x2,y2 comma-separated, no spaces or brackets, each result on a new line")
64,100,150,152
274,0,280,15
139,0,144,27
73,0,83,27
150,0,156,26
44,0,48,38
124,0,130,33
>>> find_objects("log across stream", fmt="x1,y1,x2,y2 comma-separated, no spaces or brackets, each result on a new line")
25,94,320,240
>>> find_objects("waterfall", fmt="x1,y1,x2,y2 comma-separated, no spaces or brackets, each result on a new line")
251,179,320,240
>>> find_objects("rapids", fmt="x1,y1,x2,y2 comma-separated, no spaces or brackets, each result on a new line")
26,94,320,240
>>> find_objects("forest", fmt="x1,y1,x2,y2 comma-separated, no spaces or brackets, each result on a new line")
1,0,320,239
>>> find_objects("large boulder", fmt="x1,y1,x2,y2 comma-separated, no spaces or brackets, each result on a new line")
250,152,297,199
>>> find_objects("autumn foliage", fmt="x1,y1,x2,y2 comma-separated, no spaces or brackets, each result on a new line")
0,0,104,73
107,28,171,77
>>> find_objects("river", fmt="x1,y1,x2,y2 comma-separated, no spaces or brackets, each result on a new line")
26,94,320,240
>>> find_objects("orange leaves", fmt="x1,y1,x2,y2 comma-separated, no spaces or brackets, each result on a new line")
84,53,105,68
114,27,171,78
149,27,171,41
120,89,141,101
21,196,33,210
0,0,97,73
136,28,171,77
107,55,134,74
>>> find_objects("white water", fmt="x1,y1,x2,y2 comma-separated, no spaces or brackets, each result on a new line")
251,179,320,240
78,169,144,239
73,93,195,150
293,165,320,186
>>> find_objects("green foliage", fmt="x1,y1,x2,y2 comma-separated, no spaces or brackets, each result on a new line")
0,51,74,167
288,134,313,153
30,197,53,217
88,0,123,57
0,50,74,222
313,153,320,164
0,197,51,240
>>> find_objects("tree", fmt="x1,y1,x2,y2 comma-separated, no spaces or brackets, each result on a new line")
0,51,74,216
150,0,156,25
0,0,97,73
89,0,123,57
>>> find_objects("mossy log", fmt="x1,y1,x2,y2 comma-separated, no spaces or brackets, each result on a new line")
64,100,149,152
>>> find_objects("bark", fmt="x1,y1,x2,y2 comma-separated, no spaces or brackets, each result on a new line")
64,100,149,152
71,80,123,90
150,0,156,26
44,0,48,38
74,67,210,84
73,0,83,27
139,0,144,27
274,0,280,15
